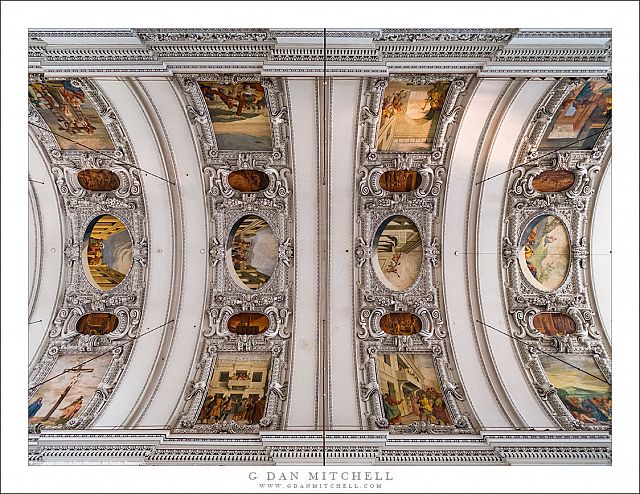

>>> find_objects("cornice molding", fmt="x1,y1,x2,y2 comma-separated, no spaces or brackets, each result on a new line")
27,28,611,78
28,429,611,465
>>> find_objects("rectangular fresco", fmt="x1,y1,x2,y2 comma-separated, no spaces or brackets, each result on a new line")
376,80,450,153
28,80,115,150
28,353,112,427
198,81,272,151
196,353,271,426
539,354,611,425
376,353,450,426
539,79,611,150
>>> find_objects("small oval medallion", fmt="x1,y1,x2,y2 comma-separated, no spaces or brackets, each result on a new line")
228,170,270,192
374,215,422,291
77,169,121,191
77,313,119,335
379,170,422,193
532,170,575,193
227,215,278,290
82,214,133,291
518,214,570,292
228,313,270,335
380,313,421,335
532,312,577,336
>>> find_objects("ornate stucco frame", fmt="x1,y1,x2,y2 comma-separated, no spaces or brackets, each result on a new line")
355,74,476,434
173,74,294,433
501,77,612,430
28,76,148,429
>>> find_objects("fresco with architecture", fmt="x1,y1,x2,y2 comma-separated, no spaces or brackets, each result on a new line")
377,353,450,426
540,79,611,149
196,354,271,426
376,80,450,152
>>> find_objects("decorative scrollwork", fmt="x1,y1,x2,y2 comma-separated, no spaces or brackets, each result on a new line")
567,159,601,198
205,306,234,338
263,306,291,339
502,77,611,431
277,237,294,267
357,308,387,340
264,168,291,198
203,167,234,197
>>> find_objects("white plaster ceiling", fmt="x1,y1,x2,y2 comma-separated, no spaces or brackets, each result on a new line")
25,29,613,465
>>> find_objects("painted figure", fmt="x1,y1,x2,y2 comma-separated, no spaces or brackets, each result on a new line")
28,397,43,418
55,396,84,424
382,393,403,424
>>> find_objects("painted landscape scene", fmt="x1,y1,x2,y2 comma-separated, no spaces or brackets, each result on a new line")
199,81,272,151
540,354,611,425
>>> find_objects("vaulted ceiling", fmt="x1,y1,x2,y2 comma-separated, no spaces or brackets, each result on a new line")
26,29,612,465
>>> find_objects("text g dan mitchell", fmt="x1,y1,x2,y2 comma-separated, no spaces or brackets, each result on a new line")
248,471,393,481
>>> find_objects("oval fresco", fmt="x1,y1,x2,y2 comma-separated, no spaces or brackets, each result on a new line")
228,313,270,335
227,215,278,290
77,169,120,191
532,312,576,336
531,170,575,193
518,214,570,291
380,313,421,336
228,170,270,193
82,214,133,291
374,215,422,291
76,313,119,335
379,170,422,193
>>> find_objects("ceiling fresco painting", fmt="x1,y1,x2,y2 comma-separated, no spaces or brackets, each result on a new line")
198,81,273,151
28,353,112,428
376,80,450,152
531,169,575,193
76,312,119,336
518,214,570,292
502,74,611,435
23,29,617,470
374,215,423,291
173,74,293,437
379,169,422,193
531,312,577,336
28,80,115,150
356,73,476,437
539,355,611,426
227,169,270,193
539,79,612,150
227,312,270,335
77,169,121,192
82,214,134,291
27,73,147,442
377,353,451,426
196,354,271,427
379,313,422,336
227,214,278,290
